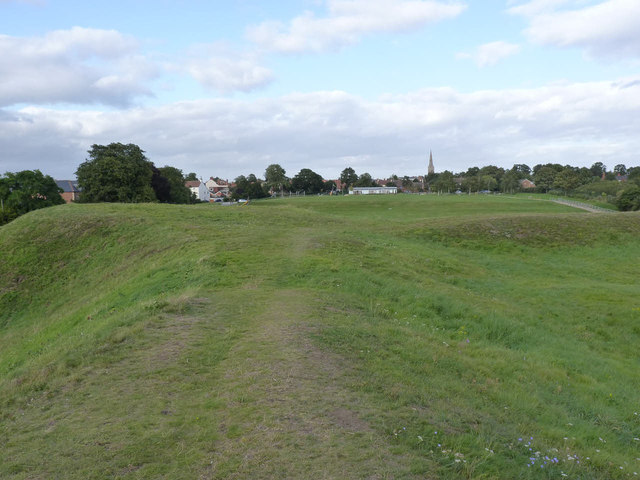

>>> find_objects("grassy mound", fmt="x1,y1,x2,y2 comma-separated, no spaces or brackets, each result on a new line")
1,195,639,479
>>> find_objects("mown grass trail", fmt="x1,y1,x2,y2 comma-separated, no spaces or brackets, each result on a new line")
1,195,639,479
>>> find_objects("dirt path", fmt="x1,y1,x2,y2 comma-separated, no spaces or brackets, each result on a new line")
552,198,617,213
203,288,412,480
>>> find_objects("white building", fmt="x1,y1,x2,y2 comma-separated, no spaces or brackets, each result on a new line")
350,186,398,195
185,180,210,202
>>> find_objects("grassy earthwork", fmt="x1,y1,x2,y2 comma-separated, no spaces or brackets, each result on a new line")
1,194,639,479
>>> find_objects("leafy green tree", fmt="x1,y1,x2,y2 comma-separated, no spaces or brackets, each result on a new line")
339,167,358,192
432,170,456,193
231,174,267,200
480,174,498,191
590,162,606,177
76,143,156,203
265,164,288,194
185,172,198,181
500,170,520,193
159,166,192,204
533,166,557,193
615,186,640,211
511,164,531,178
355,172,376,187
479,165,504,183
614,164,627,176
292,168,324,194
323,180,337,193
628,167,640,182
0,170,64,224
461,175,480,193
553,167,582,194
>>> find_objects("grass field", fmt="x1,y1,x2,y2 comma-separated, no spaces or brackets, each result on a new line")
1,194,639,479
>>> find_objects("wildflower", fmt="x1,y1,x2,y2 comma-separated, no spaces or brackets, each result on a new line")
417,435,423,442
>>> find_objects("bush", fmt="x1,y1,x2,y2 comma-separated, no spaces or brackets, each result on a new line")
574,180,626,197
615,186,640,211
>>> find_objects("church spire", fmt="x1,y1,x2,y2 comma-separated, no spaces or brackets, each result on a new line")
428,150,434,175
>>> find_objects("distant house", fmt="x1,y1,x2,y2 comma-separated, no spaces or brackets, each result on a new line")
185,180,209,202
520,179,536,189
350,186,397,195
55,180,81,203
616,174,628,182
205,177,230,197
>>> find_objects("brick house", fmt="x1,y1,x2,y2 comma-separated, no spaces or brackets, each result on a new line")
55,180,81,203
520,179,536,189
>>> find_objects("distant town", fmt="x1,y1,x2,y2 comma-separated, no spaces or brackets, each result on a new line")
2,142,640,227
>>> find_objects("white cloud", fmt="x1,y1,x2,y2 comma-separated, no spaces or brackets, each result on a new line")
2,78,640,179
184,45,273,93
506,0,573,16
0,27,157,107
247,0,467,53
457,41,521,67
510,0,640,59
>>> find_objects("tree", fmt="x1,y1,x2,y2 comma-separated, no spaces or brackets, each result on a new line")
231,174,267,200
628,167,640,182
76,143,156,203
533,166,557,193
480,174,498,191
615,186,640,211
500,170,520,193
323,180,337,193
511,164,531,178
461,175,480,193
265,164,288,194
151,165,172,203
292,168,324,194
0,170,64,224
159,166,192,204
478,165,504,183
355,172,377,187
590,162,606,178
185,172,198,181
339,167,358,192
614,164,627,176
553,167,582,194
432,170,456,193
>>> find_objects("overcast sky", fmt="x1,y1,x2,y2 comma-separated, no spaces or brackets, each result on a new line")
1,0,639,181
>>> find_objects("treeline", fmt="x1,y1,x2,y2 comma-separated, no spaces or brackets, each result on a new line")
230,165,382,200
429,162,640,211
232,161,640,211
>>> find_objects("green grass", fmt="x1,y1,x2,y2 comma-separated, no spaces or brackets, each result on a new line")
1,195,639,479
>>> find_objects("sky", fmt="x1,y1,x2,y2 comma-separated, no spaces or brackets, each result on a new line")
1,0,639,181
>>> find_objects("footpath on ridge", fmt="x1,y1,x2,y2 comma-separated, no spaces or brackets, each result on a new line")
551,198,617,213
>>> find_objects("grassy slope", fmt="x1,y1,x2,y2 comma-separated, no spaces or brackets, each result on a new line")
1,195,639,479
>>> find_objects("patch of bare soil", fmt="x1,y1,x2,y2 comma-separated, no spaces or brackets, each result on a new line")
205,289,417,479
